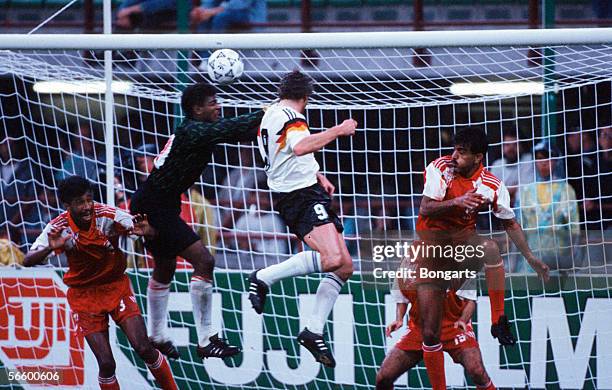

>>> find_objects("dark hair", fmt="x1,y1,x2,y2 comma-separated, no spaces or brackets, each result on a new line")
278,70,314,100
181,82,217,118
502,128,519,140
533,141,560,159
453,126,489,155
58,176,93,204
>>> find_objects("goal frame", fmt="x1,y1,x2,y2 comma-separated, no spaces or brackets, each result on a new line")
0,28,611,50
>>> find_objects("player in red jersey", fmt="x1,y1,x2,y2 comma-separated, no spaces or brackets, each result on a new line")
414,126,549,389
376,278,495,390
24,176,178,390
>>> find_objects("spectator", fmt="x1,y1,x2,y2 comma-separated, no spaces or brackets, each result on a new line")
0,230,25,266
218,146,266,226
565,128,598,228
372,201,401,233
339,197,358,257
186,188,221,256
114,176,129,210
233,190,288,255
191,0,266,32
490,130,535,207
115,0,176,31
566,128,597,200
593,0,612,20
0,135,40,226
56,125,103,182
19,186,61,246
593,126,612,230
577,126,612,271
190,0,267,67
517,142,580,272
133,143,159,187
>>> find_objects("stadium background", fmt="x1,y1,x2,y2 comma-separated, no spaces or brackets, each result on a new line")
1,1,612,389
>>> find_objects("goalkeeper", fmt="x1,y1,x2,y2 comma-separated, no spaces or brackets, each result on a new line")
130,82,263,360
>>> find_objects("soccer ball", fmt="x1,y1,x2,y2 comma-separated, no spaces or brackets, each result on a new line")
206,49,244,85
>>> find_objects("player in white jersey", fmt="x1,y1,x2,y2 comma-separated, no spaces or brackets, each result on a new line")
249,70,357,367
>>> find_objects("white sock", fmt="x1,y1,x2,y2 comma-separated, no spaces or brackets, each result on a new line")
257,251,321,287
190,276,214,347
147,279,170,343
308,273,345,335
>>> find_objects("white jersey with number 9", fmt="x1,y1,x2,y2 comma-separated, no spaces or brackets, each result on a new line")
257,103,320,193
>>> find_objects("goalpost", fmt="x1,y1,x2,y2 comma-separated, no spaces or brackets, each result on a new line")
1,28,611,389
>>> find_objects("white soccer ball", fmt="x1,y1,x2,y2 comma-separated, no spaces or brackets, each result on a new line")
206,49,244,85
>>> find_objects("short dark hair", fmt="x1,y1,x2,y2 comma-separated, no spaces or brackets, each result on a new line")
533,141,559,159
181,82,217,118
278,70,314,100
58,176,93,204
502,128,519,140
453,126,489,155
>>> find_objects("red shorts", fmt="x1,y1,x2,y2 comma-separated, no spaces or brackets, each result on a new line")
67,274,141,336
395,322,479,354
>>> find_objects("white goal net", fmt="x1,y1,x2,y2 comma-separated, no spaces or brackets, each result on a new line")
0,29,611,389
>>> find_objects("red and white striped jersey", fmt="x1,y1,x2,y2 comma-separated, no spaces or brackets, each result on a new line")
32,203,134,287
417,155,514,234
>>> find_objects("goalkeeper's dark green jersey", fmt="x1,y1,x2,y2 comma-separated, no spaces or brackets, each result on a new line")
143,111,264,197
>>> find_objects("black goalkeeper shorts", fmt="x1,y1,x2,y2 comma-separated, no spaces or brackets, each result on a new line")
130,188,199,259
274,183,343,241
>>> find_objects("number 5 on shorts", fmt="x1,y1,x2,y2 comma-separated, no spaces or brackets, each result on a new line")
314,204,328,220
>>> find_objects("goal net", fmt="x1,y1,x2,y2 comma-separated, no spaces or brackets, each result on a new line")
1,29,611,389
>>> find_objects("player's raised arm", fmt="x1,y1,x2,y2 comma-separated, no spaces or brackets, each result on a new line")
293,118,357,156
23,224,70,267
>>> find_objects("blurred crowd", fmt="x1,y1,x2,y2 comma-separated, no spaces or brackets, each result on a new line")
0,124,610,274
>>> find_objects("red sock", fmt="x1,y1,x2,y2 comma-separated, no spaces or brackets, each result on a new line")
477,379,496,390
422,343,446,390
146,350,178,390
98,375,120,390
485,260,506,325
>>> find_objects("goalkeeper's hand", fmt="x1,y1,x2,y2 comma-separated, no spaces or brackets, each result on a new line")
131,214,156,239
491,315,516,346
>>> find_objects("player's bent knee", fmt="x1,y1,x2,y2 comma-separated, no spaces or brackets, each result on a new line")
375,371,394,389
321,252,344,272
98,359,116,376
336,256,354,280
466,364,489,385
482,239,501,261
152,258,177,284
133,341,155,359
